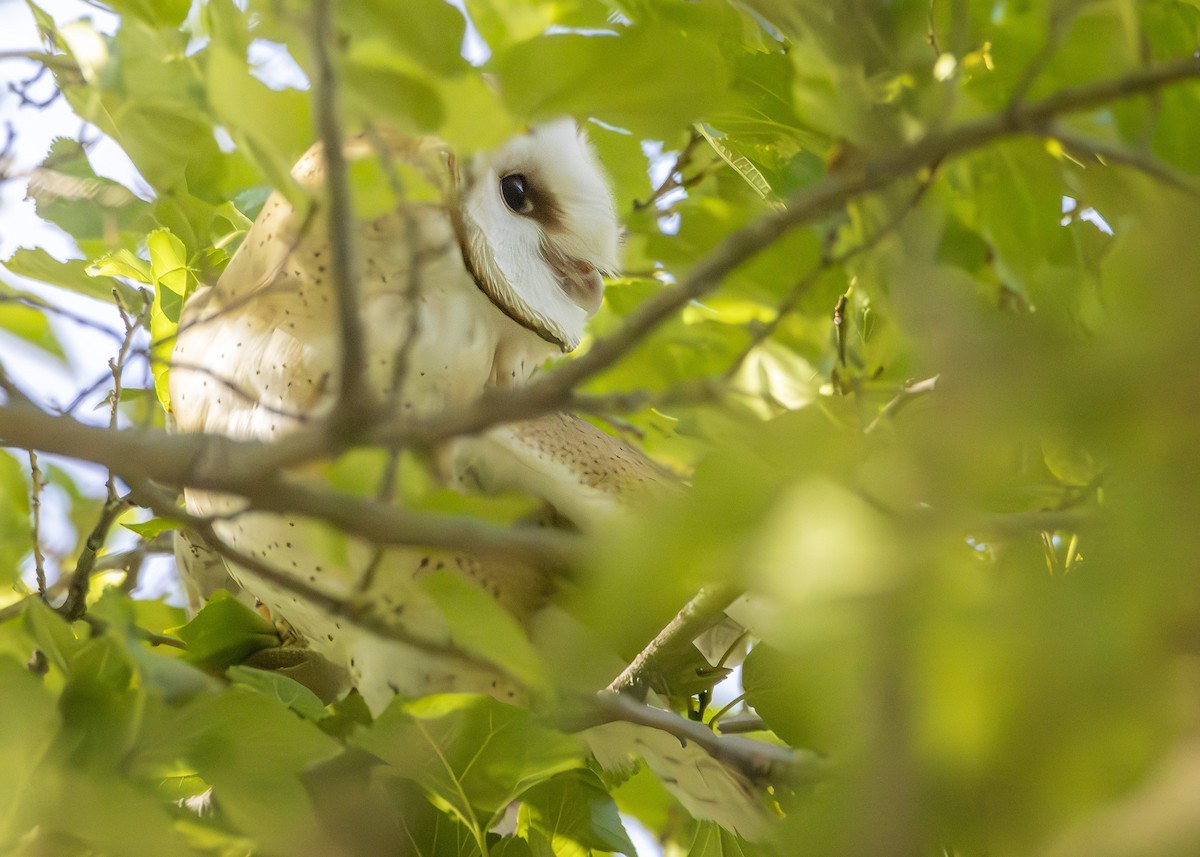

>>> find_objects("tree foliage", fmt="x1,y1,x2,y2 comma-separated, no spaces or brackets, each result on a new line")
2,0,1200,855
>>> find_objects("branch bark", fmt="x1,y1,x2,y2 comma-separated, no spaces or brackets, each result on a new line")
607,585,743,698
581,691,824,786
0,401,575,568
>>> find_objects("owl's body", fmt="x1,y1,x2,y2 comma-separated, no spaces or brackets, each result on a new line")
172,122,769,839
172,127,593,706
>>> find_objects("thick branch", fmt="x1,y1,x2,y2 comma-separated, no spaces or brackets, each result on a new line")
0,401,574,568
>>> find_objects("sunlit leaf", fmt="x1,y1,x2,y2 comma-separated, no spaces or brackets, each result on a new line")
173,590,280,669
354,694,584,825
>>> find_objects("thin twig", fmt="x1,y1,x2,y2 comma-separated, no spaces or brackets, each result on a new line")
310,0,370,427
718,712,769,735
607,585,743,698
634,129,704,211
0,400,574,567
581,692,822,786
27,450,47,598
863,374,940,434
59,493,130,620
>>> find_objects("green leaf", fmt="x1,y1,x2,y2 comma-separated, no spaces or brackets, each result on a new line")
89,248,153,284
696,124,774,199
173,590,280,669
26,138,153,254
4,247,140,305
204,15,313,195
517,769,637,856
421,570,545,691
0,296,63,361
0,656,60,847
340,0,470,77
157,685,343,852
227,664,329,721
354,694,584,827
0,452,30,587
146,228,196,410
687,821,754,856
120,516,181,539
101,0,191,27
491,20,732,138
21,598,83,674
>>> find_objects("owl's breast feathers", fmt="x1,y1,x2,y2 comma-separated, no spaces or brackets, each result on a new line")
171,131,557,443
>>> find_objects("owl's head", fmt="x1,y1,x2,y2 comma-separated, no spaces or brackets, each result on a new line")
459,119,619,351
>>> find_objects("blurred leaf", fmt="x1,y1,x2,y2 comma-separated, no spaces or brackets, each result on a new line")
3,247,141,305
165,686,342,851
421,570,545,691
22,598,83,675
0,452,30,587
173,590,280,669
26,138,153,254
491,20,732,137
121,516,181,538
340,0,470,77
687,821,755,856
0,656,57,844
0,296,63,360
102,0,191,27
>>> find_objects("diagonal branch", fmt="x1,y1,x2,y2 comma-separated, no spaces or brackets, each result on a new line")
607,585,743,698
361,55,1200,447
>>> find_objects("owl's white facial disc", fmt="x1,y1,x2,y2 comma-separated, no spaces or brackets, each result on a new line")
461,119,620,351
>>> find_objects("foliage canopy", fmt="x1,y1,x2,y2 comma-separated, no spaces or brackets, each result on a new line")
2,0,1200,855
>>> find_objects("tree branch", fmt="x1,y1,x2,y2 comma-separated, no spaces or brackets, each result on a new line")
607,585,743,698
863,375,940,434
581,691,823,787
0,401,575,568
356,56,1200,448
310,0,371,427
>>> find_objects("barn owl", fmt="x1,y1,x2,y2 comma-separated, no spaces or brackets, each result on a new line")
170,120,768,839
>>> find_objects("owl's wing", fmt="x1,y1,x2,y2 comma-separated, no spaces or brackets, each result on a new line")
439,410,680,530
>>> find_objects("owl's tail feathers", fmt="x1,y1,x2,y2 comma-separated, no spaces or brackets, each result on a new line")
581,694,820,843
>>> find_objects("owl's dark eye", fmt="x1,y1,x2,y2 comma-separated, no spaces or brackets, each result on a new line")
500,174,531,214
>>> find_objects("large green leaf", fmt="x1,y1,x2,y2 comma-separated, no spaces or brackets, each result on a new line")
517,768,637,856
490,18,733,137
354,694,584,828
4,247,142,306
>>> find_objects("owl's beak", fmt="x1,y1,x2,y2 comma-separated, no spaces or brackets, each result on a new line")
544,246,604,314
